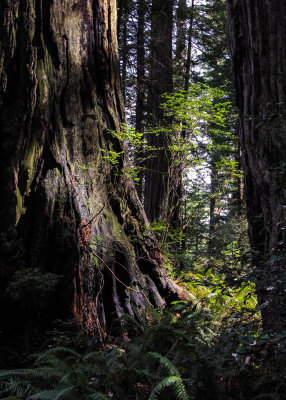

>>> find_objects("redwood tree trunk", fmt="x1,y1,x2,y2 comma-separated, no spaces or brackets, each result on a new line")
144,0,174,223
0,0,185,346
135,0,146,200
227,0,286,331
184,0,195,91
175,0,187,90
117,0,128,101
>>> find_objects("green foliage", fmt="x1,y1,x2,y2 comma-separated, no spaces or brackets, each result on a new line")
160,83,233,171
148,352,189,400
100,148,124,166
100,85,233,184
100,123,154,181
0,346,122,399
4,295,286,399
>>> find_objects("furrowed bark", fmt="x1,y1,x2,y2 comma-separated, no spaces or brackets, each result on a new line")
135,0,146,200
0,0,186,350
144,0,175,223
227,0,286,331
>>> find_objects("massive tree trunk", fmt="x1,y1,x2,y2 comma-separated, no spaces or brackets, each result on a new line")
227,0,286,331
0,0,185,348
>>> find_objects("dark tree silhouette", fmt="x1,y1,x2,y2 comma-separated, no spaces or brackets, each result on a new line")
227,0,286,331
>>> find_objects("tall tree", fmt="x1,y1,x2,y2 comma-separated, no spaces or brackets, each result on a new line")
117,0,129,101
135,0,146,199
144,0,175,223
227,0,286,331
0,0,185,350
175,0,187,90
184,0,195,90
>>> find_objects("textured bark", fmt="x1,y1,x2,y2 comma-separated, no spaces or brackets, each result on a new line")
184,0,195,91
135,0,146,199
230,139,244,217
0,0,186,346
227,0,286,331
144,0,174,223
175,0,187,90
117,0,128,101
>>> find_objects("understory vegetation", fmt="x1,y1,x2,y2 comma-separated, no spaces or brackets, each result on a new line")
0,211,286,400
1,255,286,399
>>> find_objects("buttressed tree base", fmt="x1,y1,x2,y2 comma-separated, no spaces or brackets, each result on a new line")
0,0,186,343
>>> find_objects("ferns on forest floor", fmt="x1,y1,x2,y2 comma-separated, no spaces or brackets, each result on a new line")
1,302,286,399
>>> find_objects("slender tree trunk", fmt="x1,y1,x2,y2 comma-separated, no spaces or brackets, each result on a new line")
184,0,195,91
171,0,187,232
227,0,286,331
208,159,220,257
144,0,175,223
0,0,186,348
135,0,146,199
117,0,128,101
175,0,187,90
171,0,195,234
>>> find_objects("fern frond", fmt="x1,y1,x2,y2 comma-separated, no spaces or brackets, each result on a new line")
27,389,61,399
148,352,180,376
87,392,111,400
149,376,183,400
35,347,81,364
251,394,280,399
0,368,61,388
0,397,22,399
26,386,74,400
147,352,190,400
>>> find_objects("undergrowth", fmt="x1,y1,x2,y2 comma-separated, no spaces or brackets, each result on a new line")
1,293,286,400
0,256,284,399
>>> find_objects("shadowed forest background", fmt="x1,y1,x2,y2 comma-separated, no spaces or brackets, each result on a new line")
1,0,286,399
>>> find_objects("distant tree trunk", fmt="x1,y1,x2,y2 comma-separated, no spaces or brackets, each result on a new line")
117,0,128,101
135,0,146,199
208,158,220,257
0,0,186,349
172,0,187,233
227,0,286,332
230,138,244,216
175,0,187,90
171,0,195,234
144,0,175,223
184,0,195,91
